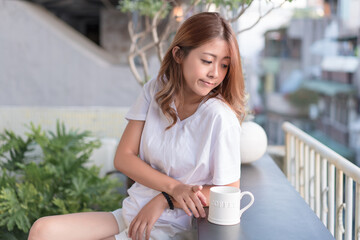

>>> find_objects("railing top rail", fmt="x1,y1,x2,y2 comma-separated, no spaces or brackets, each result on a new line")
282,121,360,183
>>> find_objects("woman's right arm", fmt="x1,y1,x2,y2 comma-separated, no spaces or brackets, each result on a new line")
114,120,206,218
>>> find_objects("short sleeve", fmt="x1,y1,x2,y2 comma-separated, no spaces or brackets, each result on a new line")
210,125,241,185
125,79,155,121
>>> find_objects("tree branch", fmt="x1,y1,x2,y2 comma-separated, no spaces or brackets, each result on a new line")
229,0,254,23
184,0,201,18
237,0,287,34
152,1,168,61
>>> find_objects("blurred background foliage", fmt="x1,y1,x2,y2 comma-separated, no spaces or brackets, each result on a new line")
0,122,124,240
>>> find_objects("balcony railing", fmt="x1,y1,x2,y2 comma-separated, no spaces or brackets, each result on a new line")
283,121,360,240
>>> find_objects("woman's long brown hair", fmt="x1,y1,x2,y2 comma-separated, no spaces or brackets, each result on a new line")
155,12,246,129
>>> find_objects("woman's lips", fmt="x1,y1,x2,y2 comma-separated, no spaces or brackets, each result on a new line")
200,79,215,87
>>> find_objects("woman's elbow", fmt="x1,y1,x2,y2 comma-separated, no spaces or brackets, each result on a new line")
226,180,240,188
113,150,134,173
113,154,124,172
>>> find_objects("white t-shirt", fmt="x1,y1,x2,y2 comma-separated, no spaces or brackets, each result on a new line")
122,78,241,230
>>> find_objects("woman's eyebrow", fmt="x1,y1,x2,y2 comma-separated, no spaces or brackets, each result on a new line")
202,52,230,59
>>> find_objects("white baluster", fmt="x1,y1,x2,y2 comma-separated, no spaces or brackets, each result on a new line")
304,145,310,204
344,177,353,240
315,153,321,218
322,186,329,226
285,133,291,182
321,158,328,226
295,138,300,192
356,184,360,240
336,170,344,240
337,203,346,236
299,141,305,198
309,149,315,211
328,164,335,236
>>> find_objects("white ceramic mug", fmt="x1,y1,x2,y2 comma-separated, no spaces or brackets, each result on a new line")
208,186,254,225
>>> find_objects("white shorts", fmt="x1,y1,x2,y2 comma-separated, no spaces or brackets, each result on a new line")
111,209,197,240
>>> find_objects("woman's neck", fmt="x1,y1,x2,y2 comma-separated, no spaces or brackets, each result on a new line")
175,92,205,121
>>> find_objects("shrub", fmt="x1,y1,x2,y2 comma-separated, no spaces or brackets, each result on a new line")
286,88,319,109
0,122,124,239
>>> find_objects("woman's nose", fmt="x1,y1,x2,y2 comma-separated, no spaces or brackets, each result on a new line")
208,65,219,79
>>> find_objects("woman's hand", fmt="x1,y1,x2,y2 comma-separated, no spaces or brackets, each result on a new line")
170,184,207,218
128,194,167,240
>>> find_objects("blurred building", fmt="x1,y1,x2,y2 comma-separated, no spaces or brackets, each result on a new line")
0,0,142,107
257,1,360,164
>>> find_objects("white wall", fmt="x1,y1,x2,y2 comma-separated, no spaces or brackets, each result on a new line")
0,0,142,107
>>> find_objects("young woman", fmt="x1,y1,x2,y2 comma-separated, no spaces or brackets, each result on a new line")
28,12,246,240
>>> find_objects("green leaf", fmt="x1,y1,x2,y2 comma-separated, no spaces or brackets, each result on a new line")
0,187,32,232
0,121,124,236
119,0,170,18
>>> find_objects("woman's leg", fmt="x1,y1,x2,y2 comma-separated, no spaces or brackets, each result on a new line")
28,212,119,240
101,237,116,240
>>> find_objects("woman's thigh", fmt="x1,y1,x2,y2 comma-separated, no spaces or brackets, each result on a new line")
29,212,119,240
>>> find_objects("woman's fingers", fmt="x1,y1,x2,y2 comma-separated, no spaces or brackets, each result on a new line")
177,198,192,216
129,219,146,240
137,222,147,240
190,193,206,218
128,217,135,237
185,195,202,218
132,217,156,240
145,221,155,240
197,191,207,207
192,185,203,192
172,184,207,217
129,218,140,240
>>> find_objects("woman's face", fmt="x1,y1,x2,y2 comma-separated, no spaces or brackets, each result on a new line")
180,38,230,101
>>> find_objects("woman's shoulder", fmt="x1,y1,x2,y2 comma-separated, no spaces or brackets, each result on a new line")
142,78,160,99
201,96,240,128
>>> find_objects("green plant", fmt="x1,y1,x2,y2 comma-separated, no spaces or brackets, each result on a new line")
0,122,124,240
286,88,319,109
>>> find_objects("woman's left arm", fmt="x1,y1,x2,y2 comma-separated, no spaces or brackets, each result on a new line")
128,193,168,240
128,180,239,240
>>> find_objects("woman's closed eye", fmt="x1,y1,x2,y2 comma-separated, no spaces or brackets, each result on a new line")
201,59,212,64
202,59,229,69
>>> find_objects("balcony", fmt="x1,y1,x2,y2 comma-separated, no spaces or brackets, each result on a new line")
283,122,360,240
1,107,359,239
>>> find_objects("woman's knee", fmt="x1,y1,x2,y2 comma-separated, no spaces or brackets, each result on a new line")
28,216,56,240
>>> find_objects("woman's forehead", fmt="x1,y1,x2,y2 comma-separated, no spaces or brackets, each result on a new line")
194,38,230,59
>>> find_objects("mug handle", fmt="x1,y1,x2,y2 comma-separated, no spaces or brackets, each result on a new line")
239,191,255,216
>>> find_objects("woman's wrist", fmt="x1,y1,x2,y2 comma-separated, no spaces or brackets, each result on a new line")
156,193,170,209
164,180,181,196
161,192,174,210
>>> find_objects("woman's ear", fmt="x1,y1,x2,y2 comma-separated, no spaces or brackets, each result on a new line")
172,46,183,64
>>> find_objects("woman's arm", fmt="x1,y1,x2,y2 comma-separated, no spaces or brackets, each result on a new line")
172,180,240,208
128,193,168,240
128,180,240,240
114,120,205,217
